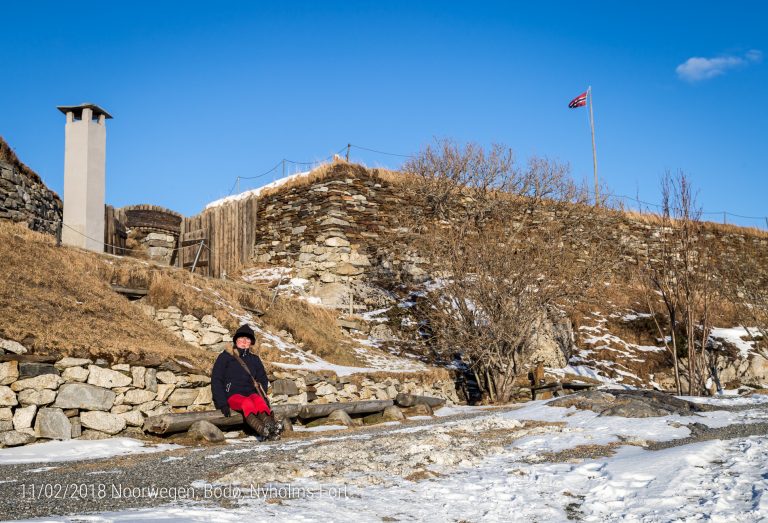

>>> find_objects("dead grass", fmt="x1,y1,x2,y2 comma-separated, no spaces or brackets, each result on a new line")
262,298,347,363
622,210,768,239
0,220,358,370
0,221,213,369
253,160,408,200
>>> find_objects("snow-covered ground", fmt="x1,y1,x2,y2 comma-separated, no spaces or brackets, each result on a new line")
7,394,768,522
0,438,181,466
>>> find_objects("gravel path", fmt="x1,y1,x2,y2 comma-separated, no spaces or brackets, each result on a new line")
2,400,767,521
0,407,513,521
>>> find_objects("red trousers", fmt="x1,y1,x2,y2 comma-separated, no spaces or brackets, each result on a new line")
227,393,271,417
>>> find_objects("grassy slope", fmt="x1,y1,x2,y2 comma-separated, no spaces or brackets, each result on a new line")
0,221,356,372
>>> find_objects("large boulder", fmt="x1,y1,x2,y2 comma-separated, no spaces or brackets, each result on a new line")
0,386,18,407
11,374,64,392
35,408,72,439
87,366,132,388
80,411,126,435
395,393,445,409
0,361,19,385
122,389,157,405
272,379,299,396
306,409,354,428
0,430,36,446
62,366,89,382
168,389,198,407
54,357,93,370
548,389,710,418
119,410,145,427
0,338,27,354
187,420,226,443
54,383,116,411
18,362,59,380
13,405,37,430
17,389,55,406
363,405,405,425
524,311,574,369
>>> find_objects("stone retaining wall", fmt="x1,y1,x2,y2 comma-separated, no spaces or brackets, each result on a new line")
0,159,62,237
249,165,768,289
252,165,427,285
0,336,458,448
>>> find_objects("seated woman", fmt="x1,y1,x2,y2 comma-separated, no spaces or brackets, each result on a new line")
211,324,281,439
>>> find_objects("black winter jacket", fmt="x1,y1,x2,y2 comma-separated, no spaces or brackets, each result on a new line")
211,348,269,410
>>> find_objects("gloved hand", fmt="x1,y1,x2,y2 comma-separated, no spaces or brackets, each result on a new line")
220,405,231,417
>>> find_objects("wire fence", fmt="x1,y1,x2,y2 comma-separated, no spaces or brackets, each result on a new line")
604,192,768,230
226,144,414,196
223,143,766,230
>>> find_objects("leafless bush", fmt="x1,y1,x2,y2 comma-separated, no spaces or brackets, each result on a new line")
639,171,718,395
399,140,612,403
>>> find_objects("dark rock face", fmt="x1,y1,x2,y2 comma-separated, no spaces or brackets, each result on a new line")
0,160,62,236
548,389,712,418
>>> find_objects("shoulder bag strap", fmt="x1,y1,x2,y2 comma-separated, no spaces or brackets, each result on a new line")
229,349,272,409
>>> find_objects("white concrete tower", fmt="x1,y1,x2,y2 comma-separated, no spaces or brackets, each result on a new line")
57,103,112,252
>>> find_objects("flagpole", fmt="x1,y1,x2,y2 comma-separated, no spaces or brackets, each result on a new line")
588,86,599,206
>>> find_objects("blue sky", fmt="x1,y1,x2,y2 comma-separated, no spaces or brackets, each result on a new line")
1,1,766,226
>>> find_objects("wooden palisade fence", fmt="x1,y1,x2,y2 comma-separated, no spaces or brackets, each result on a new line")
178,196,259,278
104,205,127,255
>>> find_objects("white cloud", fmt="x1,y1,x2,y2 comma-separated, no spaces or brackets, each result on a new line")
675,49,762,82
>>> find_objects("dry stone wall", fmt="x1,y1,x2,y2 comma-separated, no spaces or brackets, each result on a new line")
0,160,62,236
139,305,460,407
0,339,458,448
252,165,428,286
248,165,768,290
120,205,183,264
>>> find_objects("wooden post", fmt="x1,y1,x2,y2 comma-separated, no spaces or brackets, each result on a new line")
348,276,353,315
191,240,205,273
56,221,62,247
346,143,351,162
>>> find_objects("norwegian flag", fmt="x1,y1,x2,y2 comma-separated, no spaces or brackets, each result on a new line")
568,91,588,108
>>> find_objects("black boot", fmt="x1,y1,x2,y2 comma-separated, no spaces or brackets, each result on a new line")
245,413,268,438
263,414,283,441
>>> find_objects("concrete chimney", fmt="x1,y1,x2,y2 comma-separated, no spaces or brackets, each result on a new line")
57,103,112,252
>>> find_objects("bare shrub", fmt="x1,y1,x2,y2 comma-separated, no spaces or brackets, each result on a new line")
639,171,718,395
397,139,613,403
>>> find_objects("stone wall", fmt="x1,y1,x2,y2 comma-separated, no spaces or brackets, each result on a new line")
121,205,183,265
252,165,427,286
139,305,460,408
0,158,62,237
249,164,768,291
0,338,458,448
0,353,214,447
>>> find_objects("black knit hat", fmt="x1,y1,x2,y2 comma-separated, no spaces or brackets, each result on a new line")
232,324,256,345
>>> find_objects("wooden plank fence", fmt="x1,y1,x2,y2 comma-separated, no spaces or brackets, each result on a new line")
104,205,127,255
178,196,259,278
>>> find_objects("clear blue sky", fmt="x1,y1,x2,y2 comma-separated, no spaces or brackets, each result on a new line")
2,1,766,226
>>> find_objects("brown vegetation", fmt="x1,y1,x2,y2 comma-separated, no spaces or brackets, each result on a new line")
395,140,617,403
0,221,213,368
0,220,356,370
